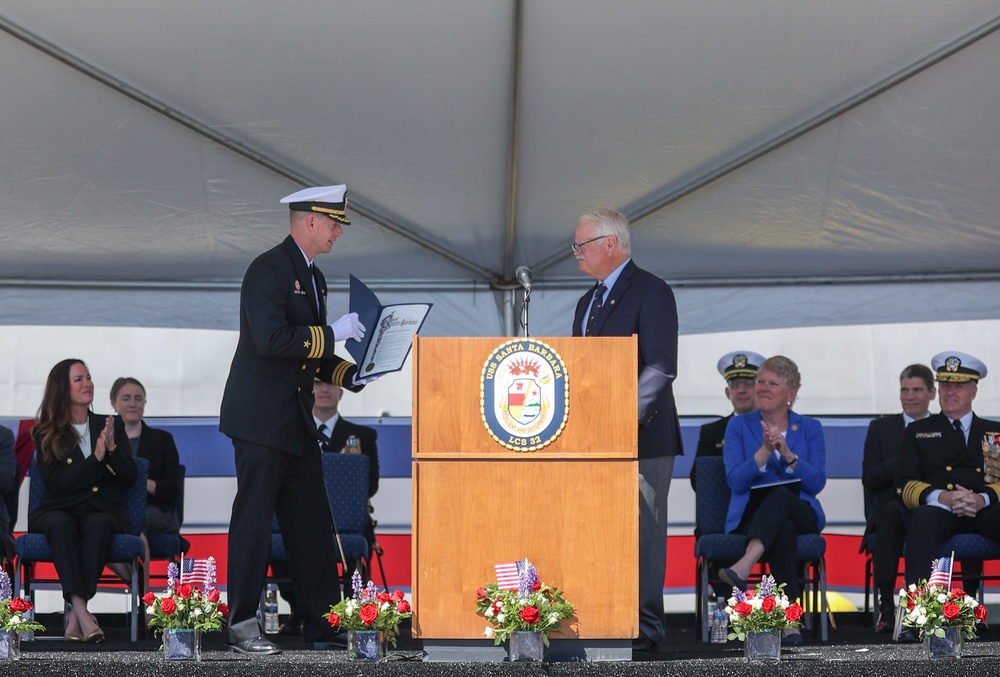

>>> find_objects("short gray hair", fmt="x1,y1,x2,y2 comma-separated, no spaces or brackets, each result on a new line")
578,208,631,255
760,355,801,391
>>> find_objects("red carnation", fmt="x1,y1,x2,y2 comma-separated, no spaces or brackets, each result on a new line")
532,580,541,591
785,603,803,622
975,604,988,621
396,600,411,614
950,588,966,599
734,601,753,618
359,603,379,626
377,591,391,604
942,602,961,621
761,596,776,613
327,611,341,628
9,598,31,613
391,590,405,602
207,588,221,603
177,584,193,599
907,597,915,611
219,603,229,618
519,606,540,625
161,597,177,615
142,592,156,606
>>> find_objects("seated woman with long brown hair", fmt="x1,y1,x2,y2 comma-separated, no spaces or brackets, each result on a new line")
28,359,137,643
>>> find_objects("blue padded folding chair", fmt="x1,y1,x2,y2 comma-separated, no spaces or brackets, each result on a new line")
693,456,828,642
147,464,191,591
266,453,370,609
15,457,149,641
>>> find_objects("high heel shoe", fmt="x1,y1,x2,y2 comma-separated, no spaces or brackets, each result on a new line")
63,632,84,642
84,628,106,644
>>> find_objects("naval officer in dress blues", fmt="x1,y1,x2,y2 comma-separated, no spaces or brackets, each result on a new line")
220,185,373,655
896,351,1000,587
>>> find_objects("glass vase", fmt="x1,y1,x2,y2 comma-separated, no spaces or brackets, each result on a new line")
163,628,202,661
347,629,386,661
508,630,544,662
924,625,964,659
744,629,781,661
0,630,20,661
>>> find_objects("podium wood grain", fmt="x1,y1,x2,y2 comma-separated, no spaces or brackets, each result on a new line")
411,336,639,639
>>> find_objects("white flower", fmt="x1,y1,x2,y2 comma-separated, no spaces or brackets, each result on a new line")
908,584,917,592
381,601,391,612
937,593,948,603
916,615,927,626
345,599,359,615
548,612,561,624
146,605,156,615
484,627,494,639
484,606,495,618
965,596,977,607
193,607,203,617
497,613,505,623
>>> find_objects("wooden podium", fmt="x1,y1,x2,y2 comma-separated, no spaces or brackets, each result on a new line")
411,336,638,641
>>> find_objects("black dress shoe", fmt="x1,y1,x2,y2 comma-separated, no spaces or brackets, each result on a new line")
781,631,804,646
308,634,349,650
226,636,283,655
896,627,920,643
719,567,748,591
632,634,658,653
279,613,303,635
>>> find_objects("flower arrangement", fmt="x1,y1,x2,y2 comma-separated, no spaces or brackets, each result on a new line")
899,579,988,640
475,561,575,646
724,574,803,641
0,571,44,636
143,557,228,636
325,571,412,647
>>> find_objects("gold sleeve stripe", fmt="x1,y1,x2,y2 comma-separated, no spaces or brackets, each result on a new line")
332,361,351,386
307,326,324,359
902,481,932,509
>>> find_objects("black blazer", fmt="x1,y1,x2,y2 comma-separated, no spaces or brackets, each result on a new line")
691,414,733,490
896,412,1000,509
29,411,138,532
0,425,16,557
572,260,682,459
220,235,362,456
324,417,379,498
116,419,181,512
861,414,906,516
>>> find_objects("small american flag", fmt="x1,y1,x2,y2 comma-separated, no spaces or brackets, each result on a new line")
181,557,214,588
495,560,525,591
928,555,953,588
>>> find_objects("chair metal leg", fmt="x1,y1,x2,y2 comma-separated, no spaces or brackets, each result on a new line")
819,556,828,642
699,560,710,643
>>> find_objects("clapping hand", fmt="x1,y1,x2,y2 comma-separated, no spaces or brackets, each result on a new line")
93,415,116,461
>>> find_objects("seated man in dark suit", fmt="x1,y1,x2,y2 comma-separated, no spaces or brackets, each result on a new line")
897,352,1000,622
861,363,935,633
277,379,379,634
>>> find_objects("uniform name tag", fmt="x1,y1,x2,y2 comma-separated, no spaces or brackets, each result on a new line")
916,432,942,439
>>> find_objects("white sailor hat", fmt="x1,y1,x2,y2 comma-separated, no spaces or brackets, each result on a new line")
280,185,350,224
717,351,766,381
931,351,987,383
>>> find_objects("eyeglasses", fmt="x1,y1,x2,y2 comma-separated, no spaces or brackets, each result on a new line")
571,235,609,254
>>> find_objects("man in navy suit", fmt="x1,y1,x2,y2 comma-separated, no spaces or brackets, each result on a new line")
219,185,371,655
897,352,1000,591
570,207,682,653
861,363,936,633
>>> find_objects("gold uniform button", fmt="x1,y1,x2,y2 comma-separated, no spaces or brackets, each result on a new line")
91,486,99,493
947,483,955,490
66,458,73,465
945,466,953,471
301,364,307,370
977,468,983,473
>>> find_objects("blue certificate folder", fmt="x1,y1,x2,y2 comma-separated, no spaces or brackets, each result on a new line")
346,275,432,377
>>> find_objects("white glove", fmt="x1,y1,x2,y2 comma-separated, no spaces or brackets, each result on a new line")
330,312,366,342
352,373,380,386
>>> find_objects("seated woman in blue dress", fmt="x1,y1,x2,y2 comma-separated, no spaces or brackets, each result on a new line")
718,355,826,645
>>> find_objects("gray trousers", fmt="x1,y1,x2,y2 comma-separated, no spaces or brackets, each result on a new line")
638,455,674,642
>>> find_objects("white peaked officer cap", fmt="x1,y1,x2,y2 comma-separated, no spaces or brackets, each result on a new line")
717,351,766,381
931,351,987,383
280,185,350,225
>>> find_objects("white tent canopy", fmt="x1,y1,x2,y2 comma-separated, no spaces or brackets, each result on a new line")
2,1,1000,337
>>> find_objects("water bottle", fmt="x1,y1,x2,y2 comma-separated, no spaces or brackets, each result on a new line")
21,609,34,642
264,586,279,634
711,598,728,644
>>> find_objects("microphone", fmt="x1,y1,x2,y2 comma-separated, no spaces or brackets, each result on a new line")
515,266,532,292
